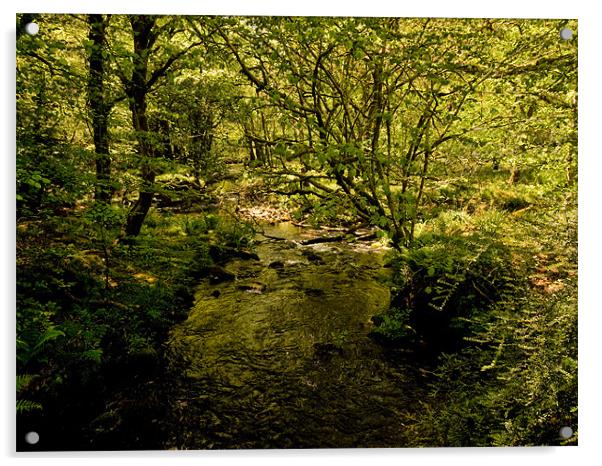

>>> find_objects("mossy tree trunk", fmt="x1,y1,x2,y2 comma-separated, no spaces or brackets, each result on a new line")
87,14,112,204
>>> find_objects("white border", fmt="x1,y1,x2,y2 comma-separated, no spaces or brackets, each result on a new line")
0,0,586,17
3,1,601,465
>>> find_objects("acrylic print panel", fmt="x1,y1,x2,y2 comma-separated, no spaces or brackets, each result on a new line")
16,14,577,451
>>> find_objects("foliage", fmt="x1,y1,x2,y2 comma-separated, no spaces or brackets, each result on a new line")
204,17,576,247
376,188,577,446
218,217,256,249
370,307,416,344
15,206,210,448
405,277,577,446
16,399,43,415
16,375,43,414
374,228,517,352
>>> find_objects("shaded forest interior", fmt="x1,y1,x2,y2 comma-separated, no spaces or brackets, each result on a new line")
16,15,577,450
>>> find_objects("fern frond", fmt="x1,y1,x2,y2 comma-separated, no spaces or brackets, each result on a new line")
16,399,42,414
16,374,36,392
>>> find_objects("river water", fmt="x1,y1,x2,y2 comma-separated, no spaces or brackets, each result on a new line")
166,222,423,449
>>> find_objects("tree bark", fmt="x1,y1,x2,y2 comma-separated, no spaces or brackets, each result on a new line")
87,14,112,203
124,15,157,237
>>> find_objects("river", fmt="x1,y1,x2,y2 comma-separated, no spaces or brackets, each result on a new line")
166,222,424,449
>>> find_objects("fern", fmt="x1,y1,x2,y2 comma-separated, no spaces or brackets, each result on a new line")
429,243,489,313
16,374,35,391
18,326,65,365
17,374,43,414
31,327,65,355
16,399,42,414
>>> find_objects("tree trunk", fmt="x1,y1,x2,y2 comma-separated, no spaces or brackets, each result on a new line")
124,84,155,236
508,167,520,184
119,15,201,237
248,137,256,163
123,15,157,237
125,191,154,236
87,14,112,203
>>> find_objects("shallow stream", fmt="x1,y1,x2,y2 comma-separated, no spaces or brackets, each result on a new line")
167,222,422,448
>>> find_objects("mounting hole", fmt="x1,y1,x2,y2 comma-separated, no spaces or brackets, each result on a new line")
25,431,40,445
559,426,573,439
560,28,573,41
24,22,39,36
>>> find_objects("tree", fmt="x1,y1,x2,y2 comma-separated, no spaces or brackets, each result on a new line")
209,17,576,248
87,14,113,203
16,14,90,218
115,15,201,237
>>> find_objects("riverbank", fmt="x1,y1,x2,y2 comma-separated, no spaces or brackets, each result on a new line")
16,208,225,450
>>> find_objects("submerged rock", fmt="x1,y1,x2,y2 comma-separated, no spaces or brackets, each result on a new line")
206,266,236,284
237,282,267,294
268,260,285,269
300,249,324,264
209,245,260,264
305,288,325,297
313,342,344,362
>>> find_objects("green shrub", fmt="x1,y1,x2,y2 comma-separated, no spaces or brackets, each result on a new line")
182,214,219,236
218,217,255,249
375,231,517,352
406,277,577,446
370,308,416,344
478,184,541,213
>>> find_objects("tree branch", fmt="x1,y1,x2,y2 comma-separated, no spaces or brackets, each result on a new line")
147,41,202,91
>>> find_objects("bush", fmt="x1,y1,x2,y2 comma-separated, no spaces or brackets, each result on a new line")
218,217,255,249
406,277,577,446
182,214,219,236
16,207,207,449
377,197,577,446
374,231,517,353
370,308,417,345
478,184,541,213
